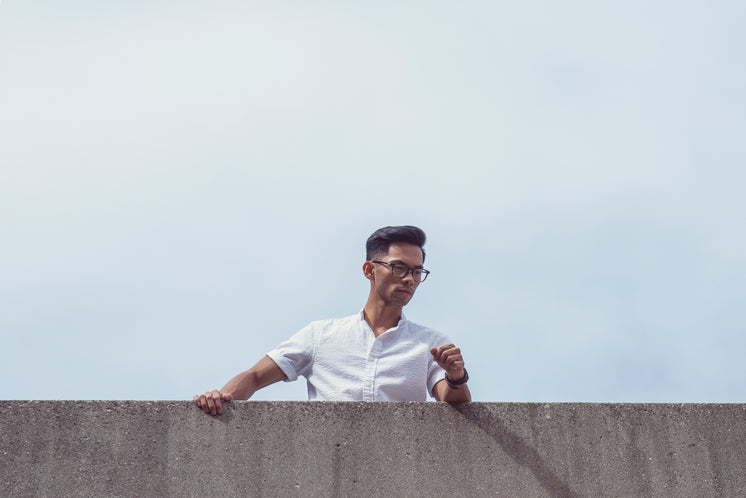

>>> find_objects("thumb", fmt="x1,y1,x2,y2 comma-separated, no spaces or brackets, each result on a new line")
430,347,437,357
221,393,234,401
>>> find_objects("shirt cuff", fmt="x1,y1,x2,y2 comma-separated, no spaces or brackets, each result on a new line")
427,370,447,399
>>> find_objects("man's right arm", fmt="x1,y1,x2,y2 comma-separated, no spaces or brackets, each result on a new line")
193,355,287,416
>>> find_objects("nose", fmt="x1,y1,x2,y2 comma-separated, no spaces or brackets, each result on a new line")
401,269,417,285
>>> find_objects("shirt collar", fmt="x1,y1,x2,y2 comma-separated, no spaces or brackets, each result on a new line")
358,309,408,330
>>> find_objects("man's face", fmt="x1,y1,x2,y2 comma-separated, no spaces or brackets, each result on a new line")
369,242,424,307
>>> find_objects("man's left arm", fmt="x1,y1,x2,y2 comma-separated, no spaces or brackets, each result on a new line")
430,343,472,402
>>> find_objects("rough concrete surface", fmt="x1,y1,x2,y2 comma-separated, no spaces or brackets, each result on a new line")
1,401,745,497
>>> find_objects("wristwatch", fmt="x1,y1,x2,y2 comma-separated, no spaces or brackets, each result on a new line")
445,369,469,389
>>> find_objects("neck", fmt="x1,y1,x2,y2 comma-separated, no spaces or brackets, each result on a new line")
363,298,403,337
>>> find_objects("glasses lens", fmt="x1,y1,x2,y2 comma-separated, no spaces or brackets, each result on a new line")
390,264,408,278
382,262,429,282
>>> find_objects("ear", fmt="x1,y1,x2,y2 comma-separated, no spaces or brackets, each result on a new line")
362,261,375,281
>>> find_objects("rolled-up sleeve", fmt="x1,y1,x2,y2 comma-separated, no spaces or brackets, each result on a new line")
426,361,447,398
266,323,315,382
425,332,450,398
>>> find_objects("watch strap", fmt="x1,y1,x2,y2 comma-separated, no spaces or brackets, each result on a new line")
445,368,469,389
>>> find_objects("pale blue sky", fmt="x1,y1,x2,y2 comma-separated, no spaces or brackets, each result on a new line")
1,1,744,402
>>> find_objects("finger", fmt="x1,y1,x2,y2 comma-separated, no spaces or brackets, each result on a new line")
446,359,465,370
214,390,227,415
440,347,461,360
430,347,440,361
443,357,463,369
441,349,462,366
193,395,201,407
222,392,233,402
434,345,459,365
204,393,218,415
202,393,215,414
436,343,455,358
210,389,223,415
199,394,210,413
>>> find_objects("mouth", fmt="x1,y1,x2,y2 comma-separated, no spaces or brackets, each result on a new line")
396,288,413,295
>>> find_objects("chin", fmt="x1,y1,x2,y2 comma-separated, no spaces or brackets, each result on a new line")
394,294,414,306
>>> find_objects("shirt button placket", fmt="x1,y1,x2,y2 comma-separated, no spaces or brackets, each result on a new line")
364,341,381,401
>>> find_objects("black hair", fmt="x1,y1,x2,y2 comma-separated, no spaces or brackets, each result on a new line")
366,225,427,262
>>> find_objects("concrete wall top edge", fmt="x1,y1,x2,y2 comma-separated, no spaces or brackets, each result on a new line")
3,400,745,406
2,401,745,497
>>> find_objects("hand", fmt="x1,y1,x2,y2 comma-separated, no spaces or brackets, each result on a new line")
430,343,465,381
193,389,233,416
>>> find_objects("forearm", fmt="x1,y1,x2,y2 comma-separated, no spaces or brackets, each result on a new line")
433,375,472,402
439,383,471,402
220,370,259,400
221,355,287,400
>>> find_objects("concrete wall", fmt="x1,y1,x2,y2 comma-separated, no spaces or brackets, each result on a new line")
1,401,744,497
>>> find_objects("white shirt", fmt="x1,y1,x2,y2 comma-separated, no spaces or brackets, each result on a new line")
266,311,450,401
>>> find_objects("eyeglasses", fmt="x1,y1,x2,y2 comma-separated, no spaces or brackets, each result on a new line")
372,260,430,282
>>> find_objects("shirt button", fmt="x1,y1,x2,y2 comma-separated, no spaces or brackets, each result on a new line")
364,381,371,387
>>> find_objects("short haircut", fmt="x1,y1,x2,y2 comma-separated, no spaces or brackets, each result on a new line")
366,225,427,263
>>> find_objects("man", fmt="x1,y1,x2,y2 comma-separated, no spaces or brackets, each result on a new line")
194,225,470,415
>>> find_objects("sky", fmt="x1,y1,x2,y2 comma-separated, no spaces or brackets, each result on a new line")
1,1,744,403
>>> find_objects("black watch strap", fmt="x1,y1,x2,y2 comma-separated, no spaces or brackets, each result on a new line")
445,368,469,389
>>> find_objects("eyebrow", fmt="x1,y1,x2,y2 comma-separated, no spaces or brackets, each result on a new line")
388,260,424,269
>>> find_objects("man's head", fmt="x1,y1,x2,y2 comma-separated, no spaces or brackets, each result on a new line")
366,225,426,263
363,226,428,308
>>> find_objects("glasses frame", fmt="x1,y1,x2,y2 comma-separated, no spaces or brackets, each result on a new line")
371,260,430,282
